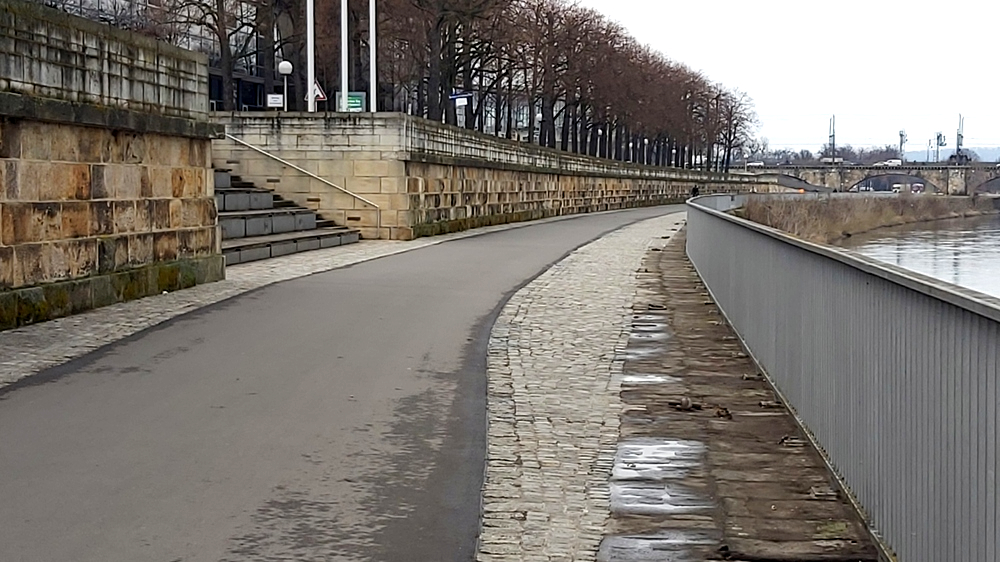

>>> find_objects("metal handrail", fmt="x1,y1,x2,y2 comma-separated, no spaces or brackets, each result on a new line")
223,133,381,235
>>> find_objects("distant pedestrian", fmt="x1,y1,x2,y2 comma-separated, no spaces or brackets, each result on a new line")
690,186,700,198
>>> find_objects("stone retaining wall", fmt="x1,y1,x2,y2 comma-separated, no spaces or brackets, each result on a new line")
0,0,222,330
213,113,769,239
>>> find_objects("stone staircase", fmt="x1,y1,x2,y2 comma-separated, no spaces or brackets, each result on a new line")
215,170,360,265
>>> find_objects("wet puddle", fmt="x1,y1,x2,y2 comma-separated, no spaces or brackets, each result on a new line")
610,482,711,515
618,315,673,362
621,374,680,385
598,531,719,562
611,439,703,481
608,439,712,516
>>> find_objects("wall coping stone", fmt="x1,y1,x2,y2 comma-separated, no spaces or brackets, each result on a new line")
0,92,221,139
0,0,207,63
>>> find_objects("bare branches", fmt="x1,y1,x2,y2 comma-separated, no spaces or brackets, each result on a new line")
44,0,755,162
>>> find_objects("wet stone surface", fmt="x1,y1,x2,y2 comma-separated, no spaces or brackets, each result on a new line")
602,230,879,561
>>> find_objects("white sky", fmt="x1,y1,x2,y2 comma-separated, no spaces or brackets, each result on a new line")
576,0,1000,151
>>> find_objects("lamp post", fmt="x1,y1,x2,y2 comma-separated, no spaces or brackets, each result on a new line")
278,61,293,112
306,0,315,112
340,0,349,112
369,0,377,112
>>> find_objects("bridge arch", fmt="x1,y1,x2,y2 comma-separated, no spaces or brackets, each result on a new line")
846,173,942,193
970,175,1000,194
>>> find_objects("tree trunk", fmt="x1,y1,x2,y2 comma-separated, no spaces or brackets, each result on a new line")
613,124,623,161
504,72,514,139
414,76,424,116
569,102,578,153
463,58,475,129
256,0,275,97
426,23,443,121
541,96,556,148
526,98,537,144
560,102,571,151
494,84,503,135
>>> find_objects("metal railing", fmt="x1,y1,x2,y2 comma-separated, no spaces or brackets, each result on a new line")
223,133,381,235
686,193,1000,562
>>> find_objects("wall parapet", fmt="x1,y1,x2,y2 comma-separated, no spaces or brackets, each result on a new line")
213,113,770,239
0,0,215,137
217,112,758,183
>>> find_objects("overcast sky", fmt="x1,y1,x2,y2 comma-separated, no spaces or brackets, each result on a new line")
577,0,1000,151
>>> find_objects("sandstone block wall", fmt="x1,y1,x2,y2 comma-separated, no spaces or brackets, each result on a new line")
213,113,768,240
0,0,221,330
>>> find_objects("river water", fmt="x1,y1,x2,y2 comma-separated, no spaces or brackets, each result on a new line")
839,214,1000,299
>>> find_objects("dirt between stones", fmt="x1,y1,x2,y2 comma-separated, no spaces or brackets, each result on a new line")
598,230,878,562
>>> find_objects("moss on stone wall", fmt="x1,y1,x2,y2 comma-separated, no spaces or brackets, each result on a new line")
409,197,688,239
0,256,224,331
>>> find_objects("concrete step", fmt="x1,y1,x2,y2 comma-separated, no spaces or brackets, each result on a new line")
223,228,361,265
213,169,232,188
215,189,273,212
219,208,317,239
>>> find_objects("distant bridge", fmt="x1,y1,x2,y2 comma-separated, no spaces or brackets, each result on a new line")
744,164,1000,195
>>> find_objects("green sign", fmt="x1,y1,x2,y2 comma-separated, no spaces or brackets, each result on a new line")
336,92,367,112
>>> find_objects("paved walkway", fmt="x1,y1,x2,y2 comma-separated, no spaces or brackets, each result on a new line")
0,206,682,562
0,212,647,391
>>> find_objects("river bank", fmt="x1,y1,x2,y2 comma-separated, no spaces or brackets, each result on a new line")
736,195,1000,245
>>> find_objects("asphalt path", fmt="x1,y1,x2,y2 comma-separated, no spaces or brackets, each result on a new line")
0,205,681,562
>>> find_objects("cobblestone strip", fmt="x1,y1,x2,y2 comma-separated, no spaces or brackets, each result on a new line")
479,212,686,562
0,210,650,388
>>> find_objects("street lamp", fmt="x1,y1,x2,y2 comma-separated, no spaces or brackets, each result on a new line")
278,60,293,112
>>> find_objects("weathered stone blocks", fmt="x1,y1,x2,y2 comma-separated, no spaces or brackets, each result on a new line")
1,114,221,329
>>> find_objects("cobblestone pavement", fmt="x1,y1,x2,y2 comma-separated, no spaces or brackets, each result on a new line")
0,212,636,390
479,212,687,562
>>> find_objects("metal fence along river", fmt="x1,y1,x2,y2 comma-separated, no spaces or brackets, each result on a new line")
686,194,999,562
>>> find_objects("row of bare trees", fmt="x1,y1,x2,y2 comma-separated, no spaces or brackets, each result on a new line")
43,0,758,171
368,0,758,171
